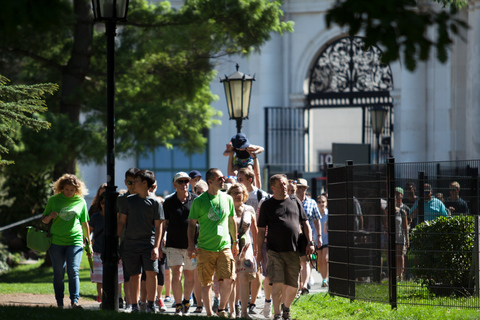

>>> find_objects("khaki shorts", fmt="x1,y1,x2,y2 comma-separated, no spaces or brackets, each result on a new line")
197,248,236,287
266,250,300,288
165,247,196,271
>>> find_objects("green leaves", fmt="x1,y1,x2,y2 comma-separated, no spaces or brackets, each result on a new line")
325,0,468,71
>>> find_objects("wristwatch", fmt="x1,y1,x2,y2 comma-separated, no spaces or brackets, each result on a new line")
308,241,315,246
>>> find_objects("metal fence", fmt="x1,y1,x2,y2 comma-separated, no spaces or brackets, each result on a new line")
327,159,480,308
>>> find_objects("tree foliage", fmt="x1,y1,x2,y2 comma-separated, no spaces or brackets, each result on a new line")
325,0,469,70
0,75,56,165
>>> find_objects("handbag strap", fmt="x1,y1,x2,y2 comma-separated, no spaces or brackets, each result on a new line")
237,206,246,240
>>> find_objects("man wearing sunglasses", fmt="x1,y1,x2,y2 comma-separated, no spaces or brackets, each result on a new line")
187,168,238,318
161,172,198,316
445,181,470,215
117,167,139,312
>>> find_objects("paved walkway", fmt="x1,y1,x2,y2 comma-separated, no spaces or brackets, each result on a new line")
109,269,328,317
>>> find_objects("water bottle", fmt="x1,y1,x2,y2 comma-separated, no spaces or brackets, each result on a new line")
191,252,197,267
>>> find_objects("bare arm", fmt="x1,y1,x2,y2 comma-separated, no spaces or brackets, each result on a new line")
253,157,262,189
256,227,266,264
229,215,239,257
187,218,197,258
301,219,315,255
117,213,127,238
151,219,162,260
81,221,92,257
314,218,322,247
250,210,258,254
42,211,58,224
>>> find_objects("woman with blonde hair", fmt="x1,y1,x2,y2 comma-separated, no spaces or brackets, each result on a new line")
227,183,258,318
42,174,92,308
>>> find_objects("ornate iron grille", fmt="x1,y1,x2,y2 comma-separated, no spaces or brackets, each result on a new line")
307,36,394,108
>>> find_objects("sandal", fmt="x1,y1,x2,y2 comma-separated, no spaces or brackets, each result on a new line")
193,305,203,313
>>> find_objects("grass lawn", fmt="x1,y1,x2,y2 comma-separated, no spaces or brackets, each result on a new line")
2,254,480,319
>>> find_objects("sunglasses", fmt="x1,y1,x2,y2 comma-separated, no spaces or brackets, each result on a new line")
176,179,189,185
288,179,297,184
217,176,225,182
317,201,325,203
126,180,134,185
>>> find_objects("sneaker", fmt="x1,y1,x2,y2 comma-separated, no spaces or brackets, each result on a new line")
273,315,282,320
175,304,183,315
139,301,147,312
182,301,191,316
217,309,229,318
281,304,291,320
322,279,329,287
164,296,172,302
194,305,203,313
235,304,241,317
212,296,220,313
71,303,83,309
248,303,257,314
300,287,309,295
131,306,139,313
156,298,167,312
124,305,132,313
263,300,272,318
145,305,156,313
119,297,124,309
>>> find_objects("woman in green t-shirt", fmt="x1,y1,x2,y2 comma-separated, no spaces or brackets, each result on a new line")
42,174,92,308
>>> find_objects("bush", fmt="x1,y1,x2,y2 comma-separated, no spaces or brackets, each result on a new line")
410,215,475,294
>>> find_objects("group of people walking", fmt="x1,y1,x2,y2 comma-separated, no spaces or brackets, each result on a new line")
41,133,329,319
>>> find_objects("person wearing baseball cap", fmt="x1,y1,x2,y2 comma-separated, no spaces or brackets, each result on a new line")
295,178,322,295
188,170,202,191
163,171,198,316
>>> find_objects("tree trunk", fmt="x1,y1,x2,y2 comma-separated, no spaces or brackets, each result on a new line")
54,0,93,178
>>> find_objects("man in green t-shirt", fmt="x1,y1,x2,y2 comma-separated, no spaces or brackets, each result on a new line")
187,168,238,318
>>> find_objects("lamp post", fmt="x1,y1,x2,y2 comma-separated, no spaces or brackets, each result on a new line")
220,64,255,133
91,0,129,311
369,106,388,164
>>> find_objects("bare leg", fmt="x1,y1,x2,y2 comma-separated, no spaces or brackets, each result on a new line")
140,280,147,303
183,269,195,301
193,268,203,307
271,282,283,315
202,285,213,316
164,268,171,298
238,273,250,317
96,283,102,300
263,276,272,300
282,284,298,308
171,265,183,304
129,274,141,305
219,279,234,310
145,271,158,302
250,270,262,305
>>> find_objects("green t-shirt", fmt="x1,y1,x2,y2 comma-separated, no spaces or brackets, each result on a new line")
188,191,234,252
43,193,89,246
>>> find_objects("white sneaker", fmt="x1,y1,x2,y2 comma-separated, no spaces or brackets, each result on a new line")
124,305,132,313
263,300,272,318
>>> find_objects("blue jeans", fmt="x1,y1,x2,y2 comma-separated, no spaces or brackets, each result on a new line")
49,244,83,306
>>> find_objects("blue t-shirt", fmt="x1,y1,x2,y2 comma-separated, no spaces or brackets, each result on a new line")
410,197,448,224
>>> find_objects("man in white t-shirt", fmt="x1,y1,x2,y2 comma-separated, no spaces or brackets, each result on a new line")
238,168,268,213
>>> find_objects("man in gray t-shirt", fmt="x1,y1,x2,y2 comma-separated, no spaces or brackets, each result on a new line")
118,170,165,313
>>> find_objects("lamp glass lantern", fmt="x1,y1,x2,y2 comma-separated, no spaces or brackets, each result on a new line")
221,64,255,132
369,106,388,135
92,0,129,21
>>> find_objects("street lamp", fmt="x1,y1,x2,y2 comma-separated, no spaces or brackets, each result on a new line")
369,106,388,164
220,64,255,133
91,0,129,311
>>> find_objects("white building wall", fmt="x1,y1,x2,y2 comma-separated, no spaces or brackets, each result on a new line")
80,0,480,200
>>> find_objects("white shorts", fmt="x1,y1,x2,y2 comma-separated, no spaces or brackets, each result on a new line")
165,247,196,271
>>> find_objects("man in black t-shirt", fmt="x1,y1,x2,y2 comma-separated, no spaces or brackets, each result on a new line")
257,174,314,320
162,172,198,316
445,181,470,215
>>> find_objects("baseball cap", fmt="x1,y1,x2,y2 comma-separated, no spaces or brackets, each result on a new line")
231,133,250,149
395,187,404,195
174,172,191,183
189,170,202,179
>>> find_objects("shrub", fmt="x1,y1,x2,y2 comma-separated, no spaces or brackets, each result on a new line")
410,215,475,293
